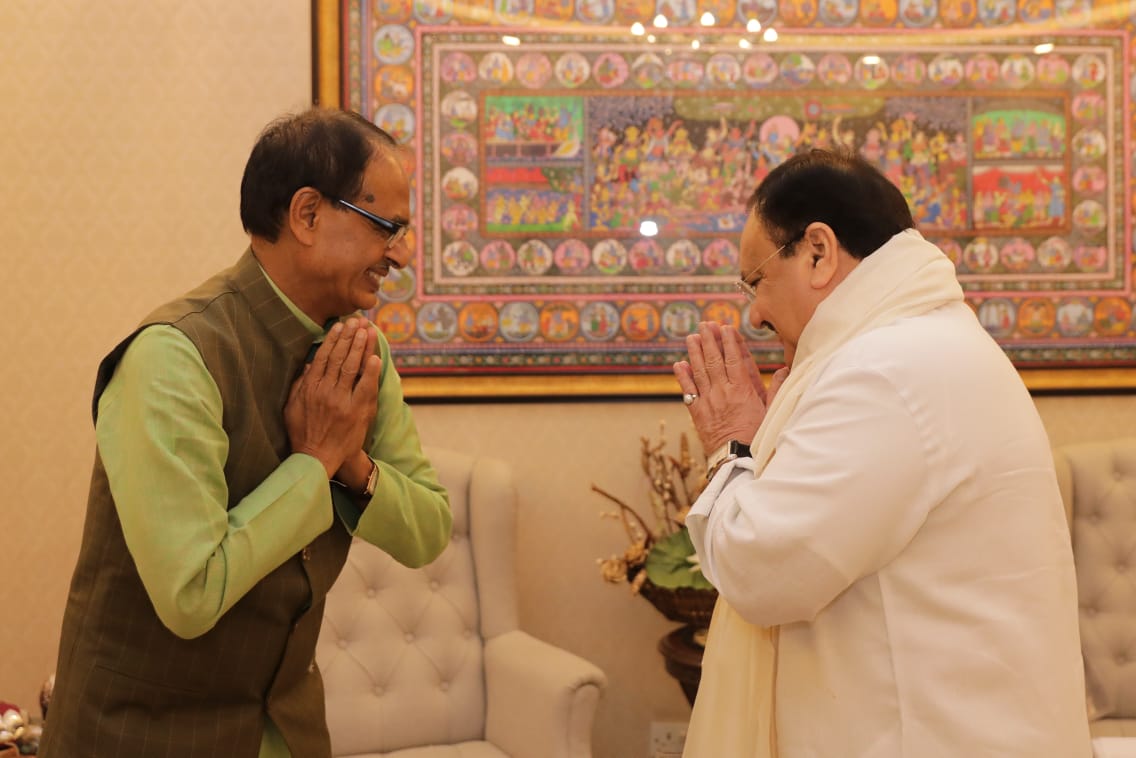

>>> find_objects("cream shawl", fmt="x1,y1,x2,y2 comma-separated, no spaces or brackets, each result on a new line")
683,229,964,757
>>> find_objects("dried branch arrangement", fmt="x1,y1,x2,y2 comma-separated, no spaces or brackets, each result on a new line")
594,422,710,593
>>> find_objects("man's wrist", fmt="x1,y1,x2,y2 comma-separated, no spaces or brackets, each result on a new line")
333,451,377,497
705,439,752,480
705,442,731,473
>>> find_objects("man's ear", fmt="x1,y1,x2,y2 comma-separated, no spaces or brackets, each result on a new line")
288,187,323,245
805,222,842,290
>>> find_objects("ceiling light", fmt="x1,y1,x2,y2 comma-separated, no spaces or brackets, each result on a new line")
639,220,659,237
739,39,752,49
746,18,762,33
1034,42,1055,55
630,22,645,35
762,27,778,42
502,35,520,46
700,12,716,26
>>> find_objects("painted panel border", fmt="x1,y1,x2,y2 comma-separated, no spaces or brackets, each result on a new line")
314,0,1136,397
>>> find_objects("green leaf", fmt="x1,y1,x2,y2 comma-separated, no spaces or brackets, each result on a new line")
645,530,714,590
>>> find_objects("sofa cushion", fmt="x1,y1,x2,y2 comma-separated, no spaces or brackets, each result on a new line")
338,740,508,758
1094,722,1136,739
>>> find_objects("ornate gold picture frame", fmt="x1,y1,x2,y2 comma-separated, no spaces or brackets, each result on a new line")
314,0,1136,396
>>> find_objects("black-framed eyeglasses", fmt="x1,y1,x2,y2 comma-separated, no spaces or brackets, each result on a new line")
735,231,805,303
335,198,409,251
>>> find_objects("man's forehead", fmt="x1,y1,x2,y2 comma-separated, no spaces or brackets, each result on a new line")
371,142,412,172
738,214,766,263
361,154,410,205
366,148,406,177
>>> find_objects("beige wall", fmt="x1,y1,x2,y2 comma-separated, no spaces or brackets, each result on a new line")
3,3,1135,758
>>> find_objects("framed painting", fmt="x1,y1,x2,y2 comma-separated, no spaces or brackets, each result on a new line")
313,0,1136,397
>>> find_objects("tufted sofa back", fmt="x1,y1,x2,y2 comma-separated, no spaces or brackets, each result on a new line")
1053,438,1136,729
316,447,519,755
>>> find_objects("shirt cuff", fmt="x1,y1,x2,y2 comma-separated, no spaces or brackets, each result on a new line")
687,457,757,590
330,486,364,532
704,442,731,477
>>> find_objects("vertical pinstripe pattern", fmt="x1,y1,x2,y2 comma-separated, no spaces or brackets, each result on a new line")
42,249,351,758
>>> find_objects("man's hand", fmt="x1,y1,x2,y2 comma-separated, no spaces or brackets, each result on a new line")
285,318,381,479
673,322,786,454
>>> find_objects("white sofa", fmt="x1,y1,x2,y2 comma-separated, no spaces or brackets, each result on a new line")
1054,438,1136,739
317,447,607,757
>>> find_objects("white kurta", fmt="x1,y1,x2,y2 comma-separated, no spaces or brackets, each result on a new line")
690,301,1092,757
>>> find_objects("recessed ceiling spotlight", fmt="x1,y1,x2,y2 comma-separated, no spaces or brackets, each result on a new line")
700,12,716,26
746,18,762,33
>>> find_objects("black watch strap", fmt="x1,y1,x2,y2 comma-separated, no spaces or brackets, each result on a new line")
706,439,753,480
728,440,752,459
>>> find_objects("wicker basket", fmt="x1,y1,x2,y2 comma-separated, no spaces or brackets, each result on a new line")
637,575,718,627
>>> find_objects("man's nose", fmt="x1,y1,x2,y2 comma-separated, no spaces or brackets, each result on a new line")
746,302,764,329
386,237,411,269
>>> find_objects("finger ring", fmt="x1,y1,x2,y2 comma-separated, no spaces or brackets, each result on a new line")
682,393,699,406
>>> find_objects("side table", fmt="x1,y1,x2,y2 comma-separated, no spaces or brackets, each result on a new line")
657,624,705,706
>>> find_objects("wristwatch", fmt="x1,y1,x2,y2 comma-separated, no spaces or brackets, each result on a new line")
706,439,752,480
361,458,379,498
334,457,379,499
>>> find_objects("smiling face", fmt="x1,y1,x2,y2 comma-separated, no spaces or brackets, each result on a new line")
306,148,412,322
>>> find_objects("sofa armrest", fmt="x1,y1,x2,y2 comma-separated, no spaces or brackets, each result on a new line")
484,629,607,758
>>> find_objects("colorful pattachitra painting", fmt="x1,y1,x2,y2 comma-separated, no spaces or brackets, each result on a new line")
338,0,1136,379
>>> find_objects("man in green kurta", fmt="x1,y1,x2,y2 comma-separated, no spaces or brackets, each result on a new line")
40,109,452,758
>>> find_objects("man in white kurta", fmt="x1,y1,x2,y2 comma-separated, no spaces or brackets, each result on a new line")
674,149,1092,757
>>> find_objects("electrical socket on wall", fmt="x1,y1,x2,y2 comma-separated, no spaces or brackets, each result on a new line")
649,720,688,757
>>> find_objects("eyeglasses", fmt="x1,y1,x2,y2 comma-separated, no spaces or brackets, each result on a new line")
335,198,409,251
735,232,804,302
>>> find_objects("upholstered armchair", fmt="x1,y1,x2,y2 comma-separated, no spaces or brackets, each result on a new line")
1053,438,1136,738
316,447,607,757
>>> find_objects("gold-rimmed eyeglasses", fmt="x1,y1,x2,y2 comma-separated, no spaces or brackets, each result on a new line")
735,231,805,302
335,198,409,251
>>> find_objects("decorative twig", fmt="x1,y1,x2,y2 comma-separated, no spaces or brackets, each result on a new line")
591,484,654,544
670,454,695,505
594,423,710,589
